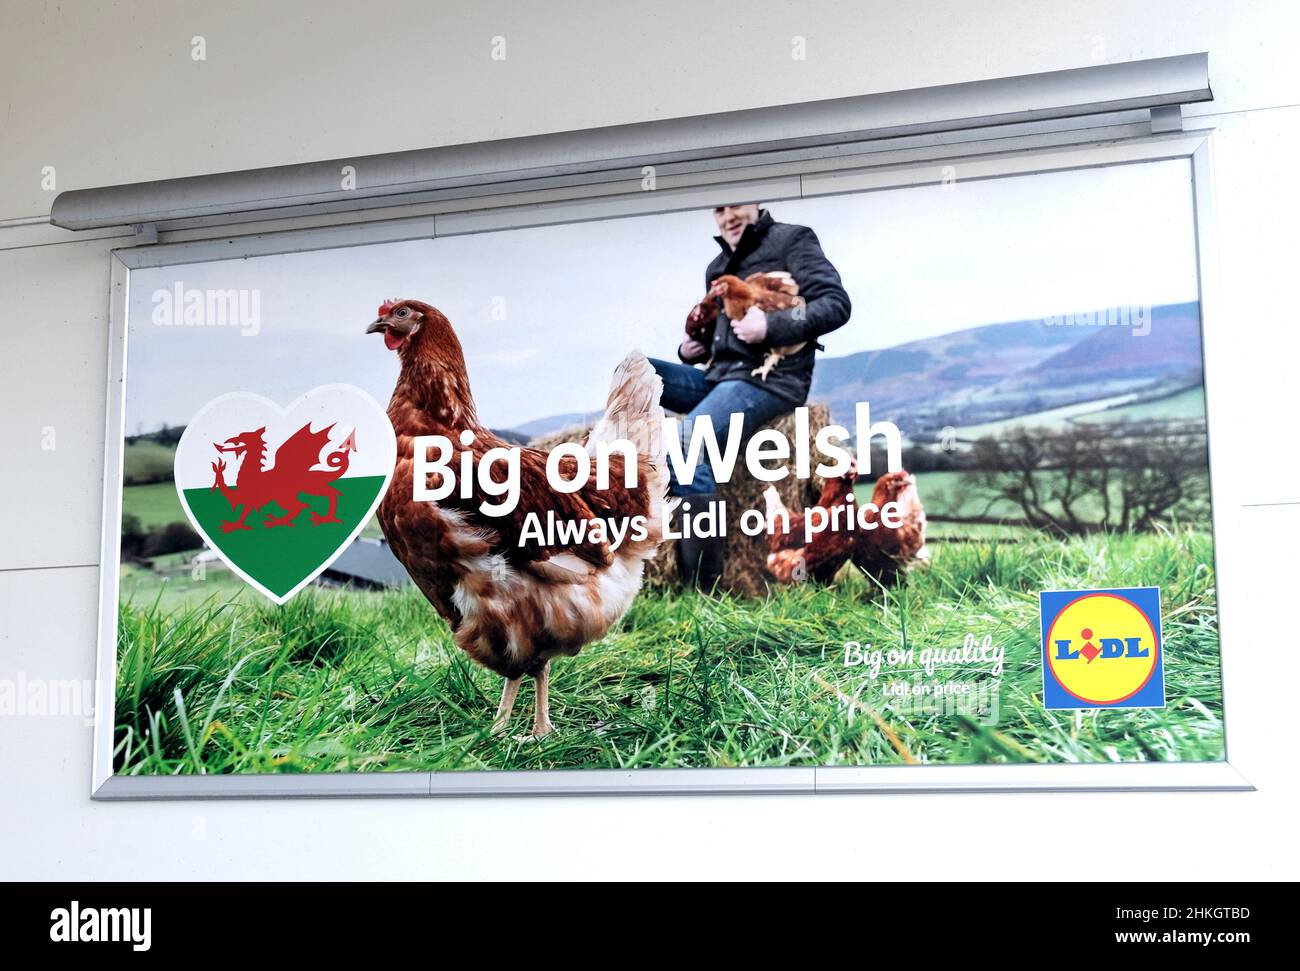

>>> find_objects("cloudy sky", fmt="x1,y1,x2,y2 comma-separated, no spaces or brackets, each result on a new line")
126,158,1199,432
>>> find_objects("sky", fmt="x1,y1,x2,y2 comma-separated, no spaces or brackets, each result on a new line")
126,158,1200,432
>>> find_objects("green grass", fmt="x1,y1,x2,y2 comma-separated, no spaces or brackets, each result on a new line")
954,391,1142,439
924,519,1038,541
1075,386,1206,424
953,386,1206,439
123,481,187,529
113,526,1224,775
895,470,1024,521
124,439,177,485
121,560,254,612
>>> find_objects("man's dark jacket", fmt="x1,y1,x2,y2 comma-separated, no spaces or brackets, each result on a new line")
681,209,851,406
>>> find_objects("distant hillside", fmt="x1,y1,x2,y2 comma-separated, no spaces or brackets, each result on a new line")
811,301,1202,433
1035,305,1203,377
508,411,600,441
490,427,532,446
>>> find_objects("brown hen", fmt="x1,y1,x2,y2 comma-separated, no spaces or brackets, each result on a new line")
762,460,859,584
367,299,669,739
851,470,929,587
684,271,804,378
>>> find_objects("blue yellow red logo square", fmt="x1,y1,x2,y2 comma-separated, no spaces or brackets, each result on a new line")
1039,586,1165,710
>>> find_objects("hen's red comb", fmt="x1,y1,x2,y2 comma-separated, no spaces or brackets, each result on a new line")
378,298,399,316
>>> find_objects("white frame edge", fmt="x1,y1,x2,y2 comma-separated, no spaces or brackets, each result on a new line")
93,126,1251,799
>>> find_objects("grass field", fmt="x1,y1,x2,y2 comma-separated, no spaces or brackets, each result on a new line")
124,439,177,485
954,391,1141,439
902,470,1024,521
121,557,253,612
113,526,1224,774
123,481,187,529
1075,386,1206,424
954,386,1206,439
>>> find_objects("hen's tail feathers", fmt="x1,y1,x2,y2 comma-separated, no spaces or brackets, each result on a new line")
588,350,667,477
588,350,671,559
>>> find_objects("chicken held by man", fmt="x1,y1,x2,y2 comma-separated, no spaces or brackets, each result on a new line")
683,271,803,379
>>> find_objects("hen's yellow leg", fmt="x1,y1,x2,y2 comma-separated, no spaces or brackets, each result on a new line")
529,660,555,740
492,676,522,734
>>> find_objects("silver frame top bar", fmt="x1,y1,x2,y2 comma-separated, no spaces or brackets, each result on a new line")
51,53,1209,231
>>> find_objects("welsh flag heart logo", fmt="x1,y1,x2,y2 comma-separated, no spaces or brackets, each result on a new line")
173,385,398,603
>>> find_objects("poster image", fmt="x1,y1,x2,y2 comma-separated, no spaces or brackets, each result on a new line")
111,159,1224,776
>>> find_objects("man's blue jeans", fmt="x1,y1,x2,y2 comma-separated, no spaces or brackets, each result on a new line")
650,359,791,497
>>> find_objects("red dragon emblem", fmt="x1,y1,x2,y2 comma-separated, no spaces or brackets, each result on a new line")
209,423,356,533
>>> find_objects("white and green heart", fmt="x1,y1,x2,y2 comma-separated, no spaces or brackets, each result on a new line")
173,384,397,604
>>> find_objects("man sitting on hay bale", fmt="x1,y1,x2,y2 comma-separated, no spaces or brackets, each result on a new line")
649,202,852,591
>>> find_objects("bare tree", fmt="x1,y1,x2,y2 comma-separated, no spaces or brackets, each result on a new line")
969,420,1208,535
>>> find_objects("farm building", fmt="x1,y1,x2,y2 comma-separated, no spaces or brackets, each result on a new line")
319,538,411,590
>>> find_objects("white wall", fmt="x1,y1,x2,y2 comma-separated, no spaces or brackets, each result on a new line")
2,0,1298,880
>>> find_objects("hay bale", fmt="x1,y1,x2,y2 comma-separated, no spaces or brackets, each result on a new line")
530,403,831,599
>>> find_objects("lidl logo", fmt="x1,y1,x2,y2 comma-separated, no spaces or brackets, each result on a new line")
1039,587,1165,710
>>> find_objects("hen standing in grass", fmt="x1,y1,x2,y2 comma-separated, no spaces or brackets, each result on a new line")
367,299,669,739
762,460,859,584
851,470,929,586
